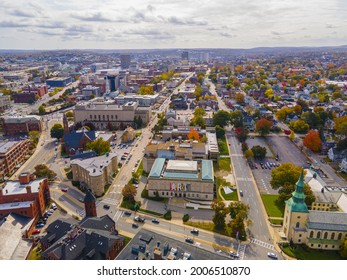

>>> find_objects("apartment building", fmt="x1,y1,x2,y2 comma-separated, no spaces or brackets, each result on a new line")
0,140,29,179
0,172,50,221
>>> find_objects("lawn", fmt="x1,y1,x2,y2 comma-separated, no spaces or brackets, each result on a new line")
221,188,238,201
281,244,344,260
217,136,229,155
27,245,43,260
216,157,231,172
261,194,285,218
133,160,144,178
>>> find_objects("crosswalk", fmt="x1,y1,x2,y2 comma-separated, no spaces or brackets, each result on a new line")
250,238,275,251
102,197,119,206
237,243,247,260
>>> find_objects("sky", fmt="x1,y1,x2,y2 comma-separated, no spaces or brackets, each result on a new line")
0,0,346,50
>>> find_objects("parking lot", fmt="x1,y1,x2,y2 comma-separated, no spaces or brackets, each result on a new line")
249,135,308,194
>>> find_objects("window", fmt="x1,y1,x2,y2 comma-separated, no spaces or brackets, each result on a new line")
318,244,321,248
297,216,301,219
162,192,164,195
338,233,342,240
324,232,328,239
317,231,321,239
331,232,335,240
296,222,300,228
332,245,335,249
325,245,328,248
299,234,302,237
311,244,313,247
298,239,301,242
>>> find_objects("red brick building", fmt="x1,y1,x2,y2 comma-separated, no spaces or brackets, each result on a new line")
0,140,29,179
0,173,50,221
1,115,42,135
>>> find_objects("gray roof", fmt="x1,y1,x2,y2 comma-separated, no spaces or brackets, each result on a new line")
0,141,21,154
42,216,123,260
71,153,117,177
307,211,347,231
2,115,41,124
2,178,46,196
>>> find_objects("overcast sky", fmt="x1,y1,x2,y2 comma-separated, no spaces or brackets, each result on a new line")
0,0,346,50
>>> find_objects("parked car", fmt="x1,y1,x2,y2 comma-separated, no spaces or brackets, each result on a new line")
152,219,160,224
36,223,45,228
61,188,68,192
32,229,41,235
229,251,240,259
124,211,132,216
185,238,194,244
103,204,110,210
134,216,145,223
132,223,139,228
191,228,199,235
267,252,278,259
239,190,244,197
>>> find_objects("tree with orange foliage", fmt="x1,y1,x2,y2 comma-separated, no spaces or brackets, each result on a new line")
187,128,200,141
303,130,322,152
255,118,273,136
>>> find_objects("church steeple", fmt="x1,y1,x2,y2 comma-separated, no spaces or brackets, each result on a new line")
63,113,69,134
84,189,97,217
286,168,309,213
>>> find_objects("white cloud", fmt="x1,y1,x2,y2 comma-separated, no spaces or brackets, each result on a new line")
0,0,345,49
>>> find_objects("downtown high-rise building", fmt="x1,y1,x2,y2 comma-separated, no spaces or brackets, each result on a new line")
120,54,131,69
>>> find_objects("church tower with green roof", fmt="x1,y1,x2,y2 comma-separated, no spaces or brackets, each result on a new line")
282,169,309,244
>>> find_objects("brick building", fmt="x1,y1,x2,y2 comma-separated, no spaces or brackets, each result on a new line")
22,85,48,97
0,173,50,223
13,92,36,104
1,115,42,135
41,215,125,260
0,140,29,179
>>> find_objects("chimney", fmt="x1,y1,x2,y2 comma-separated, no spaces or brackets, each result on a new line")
26,185,32,194
19,173,31,185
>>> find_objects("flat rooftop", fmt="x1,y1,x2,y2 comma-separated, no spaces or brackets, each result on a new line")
116,229,230,260
2,178,45,196
0,141,20,154
71,153,117,177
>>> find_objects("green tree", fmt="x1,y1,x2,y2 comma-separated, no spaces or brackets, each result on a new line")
291,119,310,133
255,118,273,136
191,115,206,128
251,145,267,159
277,183,315,206
86,138,111,156
66,111,74,118
230,110,244,127
28,130,40,146
193,107,206,117
270,163,302,190
244,149,254,159
213,110,230,127
228,201,250,220
336,138,347,151
34,164,57,181
211,199,227,230
332,91,343,100
38,105,46,115
215,125,225,139
138,85,154,95
122,184,137,202
50,123,64,139
340,237,347,258
334,116,347,136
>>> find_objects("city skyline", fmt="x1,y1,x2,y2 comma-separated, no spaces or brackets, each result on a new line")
0,0,346,50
